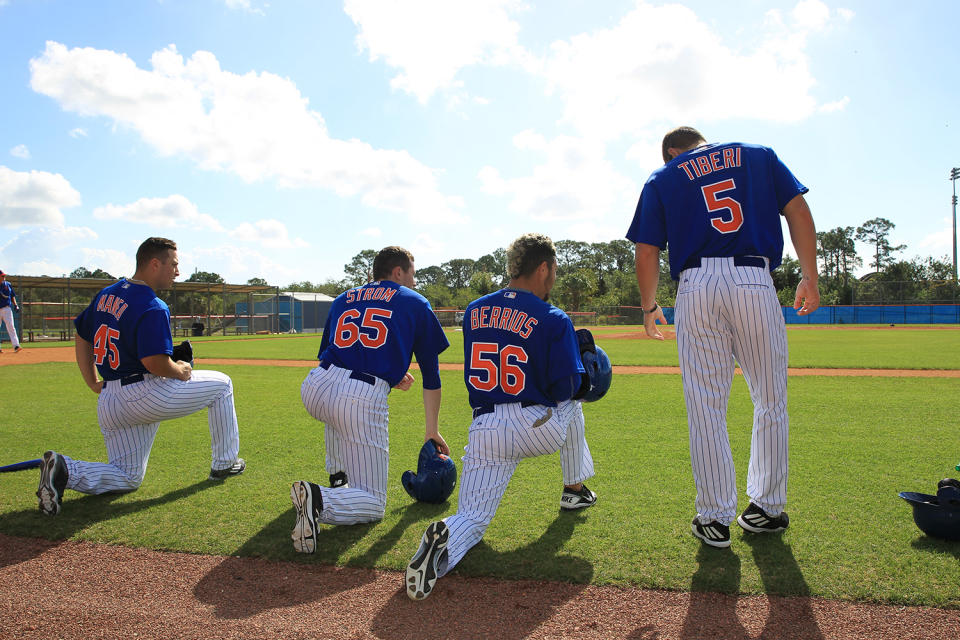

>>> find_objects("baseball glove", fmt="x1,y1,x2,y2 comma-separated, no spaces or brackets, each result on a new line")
172,340,194,366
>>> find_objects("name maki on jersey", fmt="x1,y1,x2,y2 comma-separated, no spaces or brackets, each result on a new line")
470,306,538,339
677,147,741,180
344,286,398,304
95,294,128,320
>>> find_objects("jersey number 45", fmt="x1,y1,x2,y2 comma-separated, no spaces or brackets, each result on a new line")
93,324,120,370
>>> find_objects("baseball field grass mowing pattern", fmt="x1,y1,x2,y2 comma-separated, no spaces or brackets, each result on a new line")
0,329,958,608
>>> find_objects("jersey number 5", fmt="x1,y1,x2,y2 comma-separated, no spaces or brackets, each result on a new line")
702,178,744,234
333,308,392,349
93,324,120,370
468,342,528,395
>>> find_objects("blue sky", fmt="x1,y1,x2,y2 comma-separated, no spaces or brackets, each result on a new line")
1,0,957,285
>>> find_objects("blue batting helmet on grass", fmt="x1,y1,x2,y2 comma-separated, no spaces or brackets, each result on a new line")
899,478,960,541
402,439,457,504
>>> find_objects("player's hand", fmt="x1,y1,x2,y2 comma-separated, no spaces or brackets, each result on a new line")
794,277,820,316
643,305,667,340
178,361,193,381
427,432,450,456
88,380,103,395
393,371,415,391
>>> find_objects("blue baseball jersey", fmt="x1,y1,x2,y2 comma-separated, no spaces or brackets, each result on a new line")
74,279,173,381
0,281,15,308
318,280,449,389
626,142,808,280
463,288,584,409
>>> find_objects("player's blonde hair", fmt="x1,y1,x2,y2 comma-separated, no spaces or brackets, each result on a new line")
662,126,705,163
506,233,555,279
373,246,414,281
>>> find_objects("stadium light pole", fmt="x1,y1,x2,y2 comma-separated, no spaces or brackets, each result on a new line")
952,168,960,283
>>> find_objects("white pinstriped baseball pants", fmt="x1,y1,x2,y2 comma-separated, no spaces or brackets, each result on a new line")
301,363,392,525
675,257,789,525
63,370,241,494
440,399,594,575
0,306,20,349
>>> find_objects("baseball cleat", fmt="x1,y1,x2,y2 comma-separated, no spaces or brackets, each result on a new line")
406,520,449,601
36,450,68,516
14,346,22,352
290,481,322,554
691,516,731,548
560,484,597,510
329,471,349,489
737,503,789,533
208,458,245,481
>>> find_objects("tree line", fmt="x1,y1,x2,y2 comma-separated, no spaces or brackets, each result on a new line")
60,216,958,310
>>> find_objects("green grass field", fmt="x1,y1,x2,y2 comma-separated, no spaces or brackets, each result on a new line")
28,325,953,369
1,328,959,608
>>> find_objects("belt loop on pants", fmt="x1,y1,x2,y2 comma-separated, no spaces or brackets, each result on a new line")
318,359,376,386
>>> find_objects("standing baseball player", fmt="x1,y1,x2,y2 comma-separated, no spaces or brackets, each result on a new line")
405,233,596,601
290,246,449,553
0,269,22,353
627,126,819,548
36,237,244,516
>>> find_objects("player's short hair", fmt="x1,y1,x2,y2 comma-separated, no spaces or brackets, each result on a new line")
506,233,556,279
662,126,706,163
135,237,178,269
373,246,414,281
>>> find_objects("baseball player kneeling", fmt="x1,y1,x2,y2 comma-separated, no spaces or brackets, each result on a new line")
36,237,245,516
405,233,608,601
290,246,449,554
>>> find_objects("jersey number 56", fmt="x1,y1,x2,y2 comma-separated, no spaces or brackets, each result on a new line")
468,342,527,395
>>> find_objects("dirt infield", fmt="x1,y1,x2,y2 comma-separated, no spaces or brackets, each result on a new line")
2,534,957,640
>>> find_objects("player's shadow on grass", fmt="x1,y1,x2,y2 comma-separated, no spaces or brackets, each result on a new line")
677,534,824,640
743,534,824,639
369,510,593,640
194,499,449,619
0,480,214,570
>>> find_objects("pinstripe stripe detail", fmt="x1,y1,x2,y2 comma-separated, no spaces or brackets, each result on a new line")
677,257,789,525
301,364,392,524
64,370,241,495
441,399,594,575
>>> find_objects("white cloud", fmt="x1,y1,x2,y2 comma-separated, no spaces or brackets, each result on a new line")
229,218,308,248
29,41,463,222
190,244,300,284
837,8,855,21
69,128,88,138
223,0,265,15
360,227,382,237
539,0,844,140
0,224,98,276
20,259,67,277
343,0,530,103
92,194,224,231
818,96,850,113
0,166,82,227
10,145,31,159
478,135,636,221
79,248,133,277
918,218,953,253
